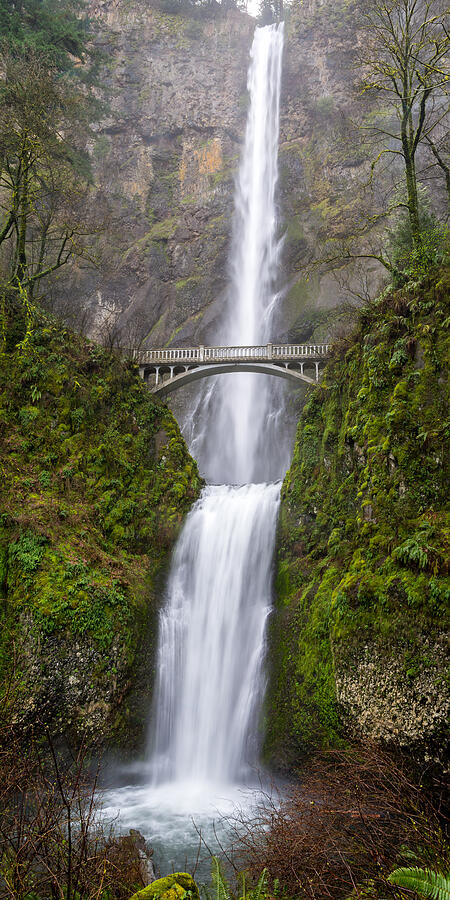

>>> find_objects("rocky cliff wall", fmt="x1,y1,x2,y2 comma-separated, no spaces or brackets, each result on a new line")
265,268,449,772
52,0,447,353
277,0,376,340
56,1,254,348
52,0,377,350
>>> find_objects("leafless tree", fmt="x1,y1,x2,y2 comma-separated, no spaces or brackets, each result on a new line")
360,0,449,241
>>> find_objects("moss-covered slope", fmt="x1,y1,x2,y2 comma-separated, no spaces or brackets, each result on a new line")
0,313,201,746
265,270,449,770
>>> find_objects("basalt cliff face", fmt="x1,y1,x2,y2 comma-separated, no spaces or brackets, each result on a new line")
278,0,376,341
60,0,254,347
265,270,449,772
55,0,383,348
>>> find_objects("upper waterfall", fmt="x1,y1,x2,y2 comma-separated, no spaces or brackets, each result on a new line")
185,23,288,485
229,22,284,347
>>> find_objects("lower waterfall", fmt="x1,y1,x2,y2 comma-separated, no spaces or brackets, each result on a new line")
102,484,282,874
151,482,281,786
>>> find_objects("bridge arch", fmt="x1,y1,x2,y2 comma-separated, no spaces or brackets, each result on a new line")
146,362,317,397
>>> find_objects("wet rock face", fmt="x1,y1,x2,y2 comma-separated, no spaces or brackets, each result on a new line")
64,1,254,347
17,616,130,741
57,0,447,351
335,637,450,770
276,2,381,341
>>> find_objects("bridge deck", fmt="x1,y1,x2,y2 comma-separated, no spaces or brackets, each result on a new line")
131,342,330,365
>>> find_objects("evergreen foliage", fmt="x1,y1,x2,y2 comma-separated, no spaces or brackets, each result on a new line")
0,0,101,315
388,867,450,900
0,0,90,71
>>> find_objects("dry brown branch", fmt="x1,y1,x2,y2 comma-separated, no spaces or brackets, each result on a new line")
0,685,153,899
224,748,448,900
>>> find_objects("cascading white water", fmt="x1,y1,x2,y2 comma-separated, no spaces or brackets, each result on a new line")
186,23,288,486
150,24,286,787
152,482,281,785
103,25,287,867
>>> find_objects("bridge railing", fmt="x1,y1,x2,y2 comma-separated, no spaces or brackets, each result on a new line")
272,344,330,357
130,343,330,364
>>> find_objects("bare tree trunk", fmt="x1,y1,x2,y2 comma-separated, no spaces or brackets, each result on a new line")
401,109,420,243
15,148,30,284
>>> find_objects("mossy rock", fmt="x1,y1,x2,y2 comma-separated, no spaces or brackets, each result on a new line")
130,873,199,900
266,267,450,769
0,302,202,746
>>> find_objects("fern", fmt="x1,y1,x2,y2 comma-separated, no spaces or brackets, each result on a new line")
388,866,450,899
251,869,268,900
393,525,441,573
211,857,231,900
209,858,269,900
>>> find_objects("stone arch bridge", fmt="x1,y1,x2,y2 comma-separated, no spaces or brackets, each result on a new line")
130,343,331,397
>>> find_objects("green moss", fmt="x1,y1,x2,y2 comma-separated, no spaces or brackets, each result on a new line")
285,215,306,243
121,217,179,262
175,275,202,291
266,268,450,768
147,216,179,242
130,873,199,900
0,307,202,739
